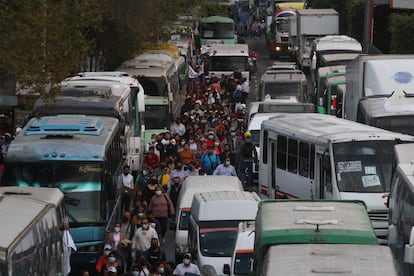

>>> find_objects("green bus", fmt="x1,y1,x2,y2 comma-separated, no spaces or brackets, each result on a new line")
199,16,237,46
253,200,379,275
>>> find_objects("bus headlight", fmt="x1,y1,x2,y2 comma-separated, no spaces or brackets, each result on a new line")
275,46,281,51
201,265,218,276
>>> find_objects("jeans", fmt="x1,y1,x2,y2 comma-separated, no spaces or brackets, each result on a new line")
238,160,253,186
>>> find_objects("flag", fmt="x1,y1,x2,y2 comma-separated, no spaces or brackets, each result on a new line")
62,216,77,275
188,65,199,79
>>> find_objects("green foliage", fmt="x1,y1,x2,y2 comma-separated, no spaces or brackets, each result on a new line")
389,13,414,54
0,0,103,98
345,0,364,43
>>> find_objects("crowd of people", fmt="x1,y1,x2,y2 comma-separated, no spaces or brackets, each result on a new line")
92,62,258,276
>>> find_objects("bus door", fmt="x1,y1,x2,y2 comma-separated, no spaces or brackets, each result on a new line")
270,140,276,199
317,151,333,199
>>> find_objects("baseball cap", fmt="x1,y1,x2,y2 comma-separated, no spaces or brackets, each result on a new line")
244,131,251,138
104,244,112,250
108,267,117,272
184,253,192,259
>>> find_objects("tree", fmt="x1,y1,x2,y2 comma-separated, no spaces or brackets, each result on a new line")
389,13,414,54
0,0,103,99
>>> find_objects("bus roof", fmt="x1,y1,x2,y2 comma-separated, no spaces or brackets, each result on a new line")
117,57,175,78
200,16,234,23
209,44,249,57
32,96,122,119
7,115,119,162
262,244,398,275
317,65,346,77
314,35,362,52
61,79,131,98
261,113,414,145
261,70,306,82
191,191,260,222
0,186,63,260
73,71,142,88
255,200,378,249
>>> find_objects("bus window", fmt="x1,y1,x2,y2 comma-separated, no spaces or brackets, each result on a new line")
288,139,298,173
262,130,268,164
299,142,309,177
277,136,287,170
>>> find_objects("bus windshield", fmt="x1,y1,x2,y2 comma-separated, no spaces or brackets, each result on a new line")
9,162,104,224
138,77,167,97
372,116,414,136
234,252,253,275
210,56,248,72
263,83,301,99
333,141,395,193
199,228,238,257
144,105,170,129
200,22,234,39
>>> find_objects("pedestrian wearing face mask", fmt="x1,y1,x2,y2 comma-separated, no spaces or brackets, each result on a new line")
148,186,175,242
96,244,112,274
131,218,159,256
173,253,200,276
213,157,237,176
143,238,166,270
141,175,159,205
152,261,167,276
105,252,121,275
107,222,127,251
120,165,136,213
237,131,258,188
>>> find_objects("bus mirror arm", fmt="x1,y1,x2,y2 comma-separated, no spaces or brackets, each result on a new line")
404,226,414,264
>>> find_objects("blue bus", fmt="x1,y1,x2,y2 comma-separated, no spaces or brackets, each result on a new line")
3,115,124,273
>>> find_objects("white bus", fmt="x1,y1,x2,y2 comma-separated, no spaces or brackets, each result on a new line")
0,186,64,276
259,113,414,244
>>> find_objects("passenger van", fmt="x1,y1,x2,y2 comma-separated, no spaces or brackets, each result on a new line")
259,70,307,102
188,191,260,276
223,221,255,276
388,143,414,275
175,176,243,263
253,200,379,275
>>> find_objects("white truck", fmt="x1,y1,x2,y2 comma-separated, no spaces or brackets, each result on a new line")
295,9,339,70
208,44,250,82
344,55,414,135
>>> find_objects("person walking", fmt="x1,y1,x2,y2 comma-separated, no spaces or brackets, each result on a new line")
213,157,237,176
237,131,257,187
148,186,175,242
120,165,135,213
201,145,220,175
173,253,200,276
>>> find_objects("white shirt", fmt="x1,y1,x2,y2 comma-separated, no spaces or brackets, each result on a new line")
132,226,159,251
173,263,201,276
242,81,249,93
113,232,120,249
121,173,134,189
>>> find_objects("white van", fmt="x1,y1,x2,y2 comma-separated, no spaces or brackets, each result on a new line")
175,176,244,263
223,221,255,276
188,191,260,276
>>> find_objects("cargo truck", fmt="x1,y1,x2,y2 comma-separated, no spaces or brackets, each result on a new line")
295,9,339,70
344,55,414,136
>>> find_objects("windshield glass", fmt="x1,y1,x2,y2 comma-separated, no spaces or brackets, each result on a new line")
199,228,238,257
200,22,234,39
144,105,169,129
0,264,6,276
234,252,253,275
9,162,104,223
333,141,396,192
373,116,414,136
250,130,260,147
210,56,248,72
263,82,301,99
276,18,289,32
138,77,167,97
179,210,190,230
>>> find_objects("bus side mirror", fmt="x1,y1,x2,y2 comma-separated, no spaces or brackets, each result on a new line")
404,226,414,264
223,264,230,275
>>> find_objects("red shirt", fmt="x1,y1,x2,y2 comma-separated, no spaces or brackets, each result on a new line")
144,154,159,170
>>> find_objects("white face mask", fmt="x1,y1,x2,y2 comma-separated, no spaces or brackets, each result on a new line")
155,190,162,196
142,224,149,230
225,161,230,166
183,259,191,265
158,267,165,273
114,227,120,233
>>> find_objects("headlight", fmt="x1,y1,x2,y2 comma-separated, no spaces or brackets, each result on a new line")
275,46,281,51
201,265,218,276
